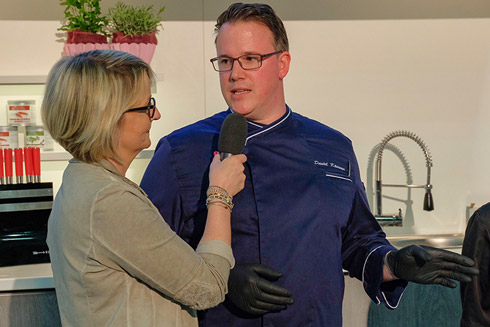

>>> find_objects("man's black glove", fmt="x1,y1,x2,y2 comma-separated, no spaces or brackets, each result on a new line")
385,245,479,288
227,263,294,315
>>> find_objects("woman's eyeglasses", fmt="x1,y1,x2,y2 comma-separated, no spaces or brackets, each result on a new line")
125,97,156,118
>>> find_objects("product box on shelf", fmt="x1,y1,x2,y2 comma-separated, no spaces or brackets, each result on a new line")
0,126,18,148
6,100,35,126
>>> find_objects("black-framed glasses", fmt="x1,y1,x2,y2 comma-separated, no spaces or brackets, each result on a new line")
125,97,156,118
210,51,283,72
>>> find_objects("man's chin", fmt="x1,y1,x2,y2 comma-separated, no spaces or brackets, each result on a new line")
229,106,251,117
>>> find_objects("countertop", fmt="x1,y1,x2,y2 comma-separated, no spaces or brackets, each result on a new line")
0,263,54,292
0,233,464,291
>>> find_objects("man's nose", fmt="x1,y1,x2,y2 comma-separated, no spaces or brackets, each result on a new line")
230,59,245,80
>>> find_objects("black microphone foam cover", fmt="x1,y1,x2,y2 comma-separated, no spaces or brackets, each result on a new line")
218,113,247,158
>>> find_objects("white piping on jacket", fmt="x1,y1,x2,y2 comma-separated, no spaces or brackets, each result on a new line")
242,107,292,145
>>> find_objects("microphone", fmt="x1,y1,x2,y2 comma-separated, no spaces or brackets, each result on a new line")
218,113,247,160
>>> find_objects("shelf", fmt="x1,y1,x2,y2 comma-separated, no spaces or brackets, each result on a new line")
40,149,154,161
0,74,163,86
0,76,47,85
0,263,53,291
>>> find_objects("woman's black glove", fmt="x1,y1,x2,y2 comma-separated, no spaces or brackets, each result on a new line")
227,263,294,315
385,245,479,288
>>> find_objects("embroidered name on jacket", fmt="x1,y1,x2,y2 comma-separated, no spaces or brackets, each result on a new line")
314,160,346,171
314,160,352,182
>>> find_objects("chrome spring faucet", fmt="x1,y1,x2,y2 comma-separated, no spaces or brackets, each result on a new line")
375,130,434,226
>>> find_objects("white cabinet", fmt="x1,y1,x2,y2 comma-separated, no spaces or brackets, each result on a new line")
343,275,371,327
0,290,61,327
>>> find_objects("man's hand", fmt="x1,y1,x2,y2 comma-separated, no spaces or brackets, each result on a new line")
385,245,479,288
227,263,294,315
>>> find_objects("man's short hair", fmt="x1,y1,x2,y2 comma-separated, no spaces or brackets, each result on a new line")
215,2,289,52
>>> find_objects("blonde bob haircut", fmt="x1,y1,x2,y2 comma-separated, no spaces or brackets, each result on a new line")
41,49,154,163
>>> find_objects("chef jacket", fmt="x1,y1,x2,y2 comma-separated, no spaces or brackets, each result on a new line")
141,107,407,327
461,202,490,327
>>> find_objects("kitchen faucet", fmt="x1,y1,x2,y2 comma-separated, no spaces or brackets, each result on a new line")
375,130,434,226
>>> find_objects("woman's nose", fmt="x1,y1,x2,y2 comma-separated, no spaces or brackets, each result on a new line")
152,107,162,121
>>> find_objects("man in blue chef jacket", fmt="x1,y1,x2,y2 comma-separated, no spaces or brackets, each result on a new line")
141,3,478,326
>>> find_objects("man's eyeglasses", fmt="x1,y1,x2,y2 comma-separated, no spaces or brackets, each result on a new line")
210,51,282,72
125,97,156,118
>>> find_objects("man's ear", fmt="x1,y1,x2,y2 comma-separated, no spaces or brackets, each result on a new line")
278,51,291,79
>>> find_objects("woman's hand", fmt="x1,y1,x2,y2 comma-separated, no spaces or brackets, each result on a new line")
209,153,247,197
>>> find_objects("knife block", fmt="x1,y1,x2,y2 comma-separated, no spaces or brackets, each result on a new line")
0,183,53,266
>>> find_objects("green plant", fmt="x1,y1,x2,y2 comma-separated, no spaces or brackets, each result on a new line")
58,0,108,34
108,2,165,36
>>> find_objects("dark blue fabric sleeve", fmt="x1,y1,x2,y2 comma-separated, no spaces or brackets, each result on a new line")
362,243,408,309
140,137,184,234
340,147,407,309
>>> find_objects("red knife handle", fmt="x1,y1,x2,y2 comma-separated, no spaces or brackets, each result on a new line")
4,148,13,184
14,148,23,183
24,148,34,183
0,149,4,183
33,147,41,183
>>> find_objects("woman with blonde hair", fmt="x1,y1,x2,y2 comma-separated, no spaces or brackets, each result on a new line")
42,49,246,326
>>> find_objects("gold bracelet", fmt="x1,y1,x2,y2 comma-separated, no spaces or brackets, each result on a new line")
206,185,234,212
206,200,232,212
206,193,234,208
207,185,232,200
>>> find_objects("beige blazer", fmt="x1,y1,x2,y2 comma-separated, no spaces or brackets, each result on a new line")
47,159,234,327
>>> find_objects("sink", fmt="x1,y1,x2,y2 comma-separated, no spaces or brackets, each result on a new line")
387,233,464,249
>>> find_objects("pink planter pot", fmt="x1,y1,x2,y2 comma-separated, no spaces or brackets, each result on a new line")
63,43,110,56
110,43,157,64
